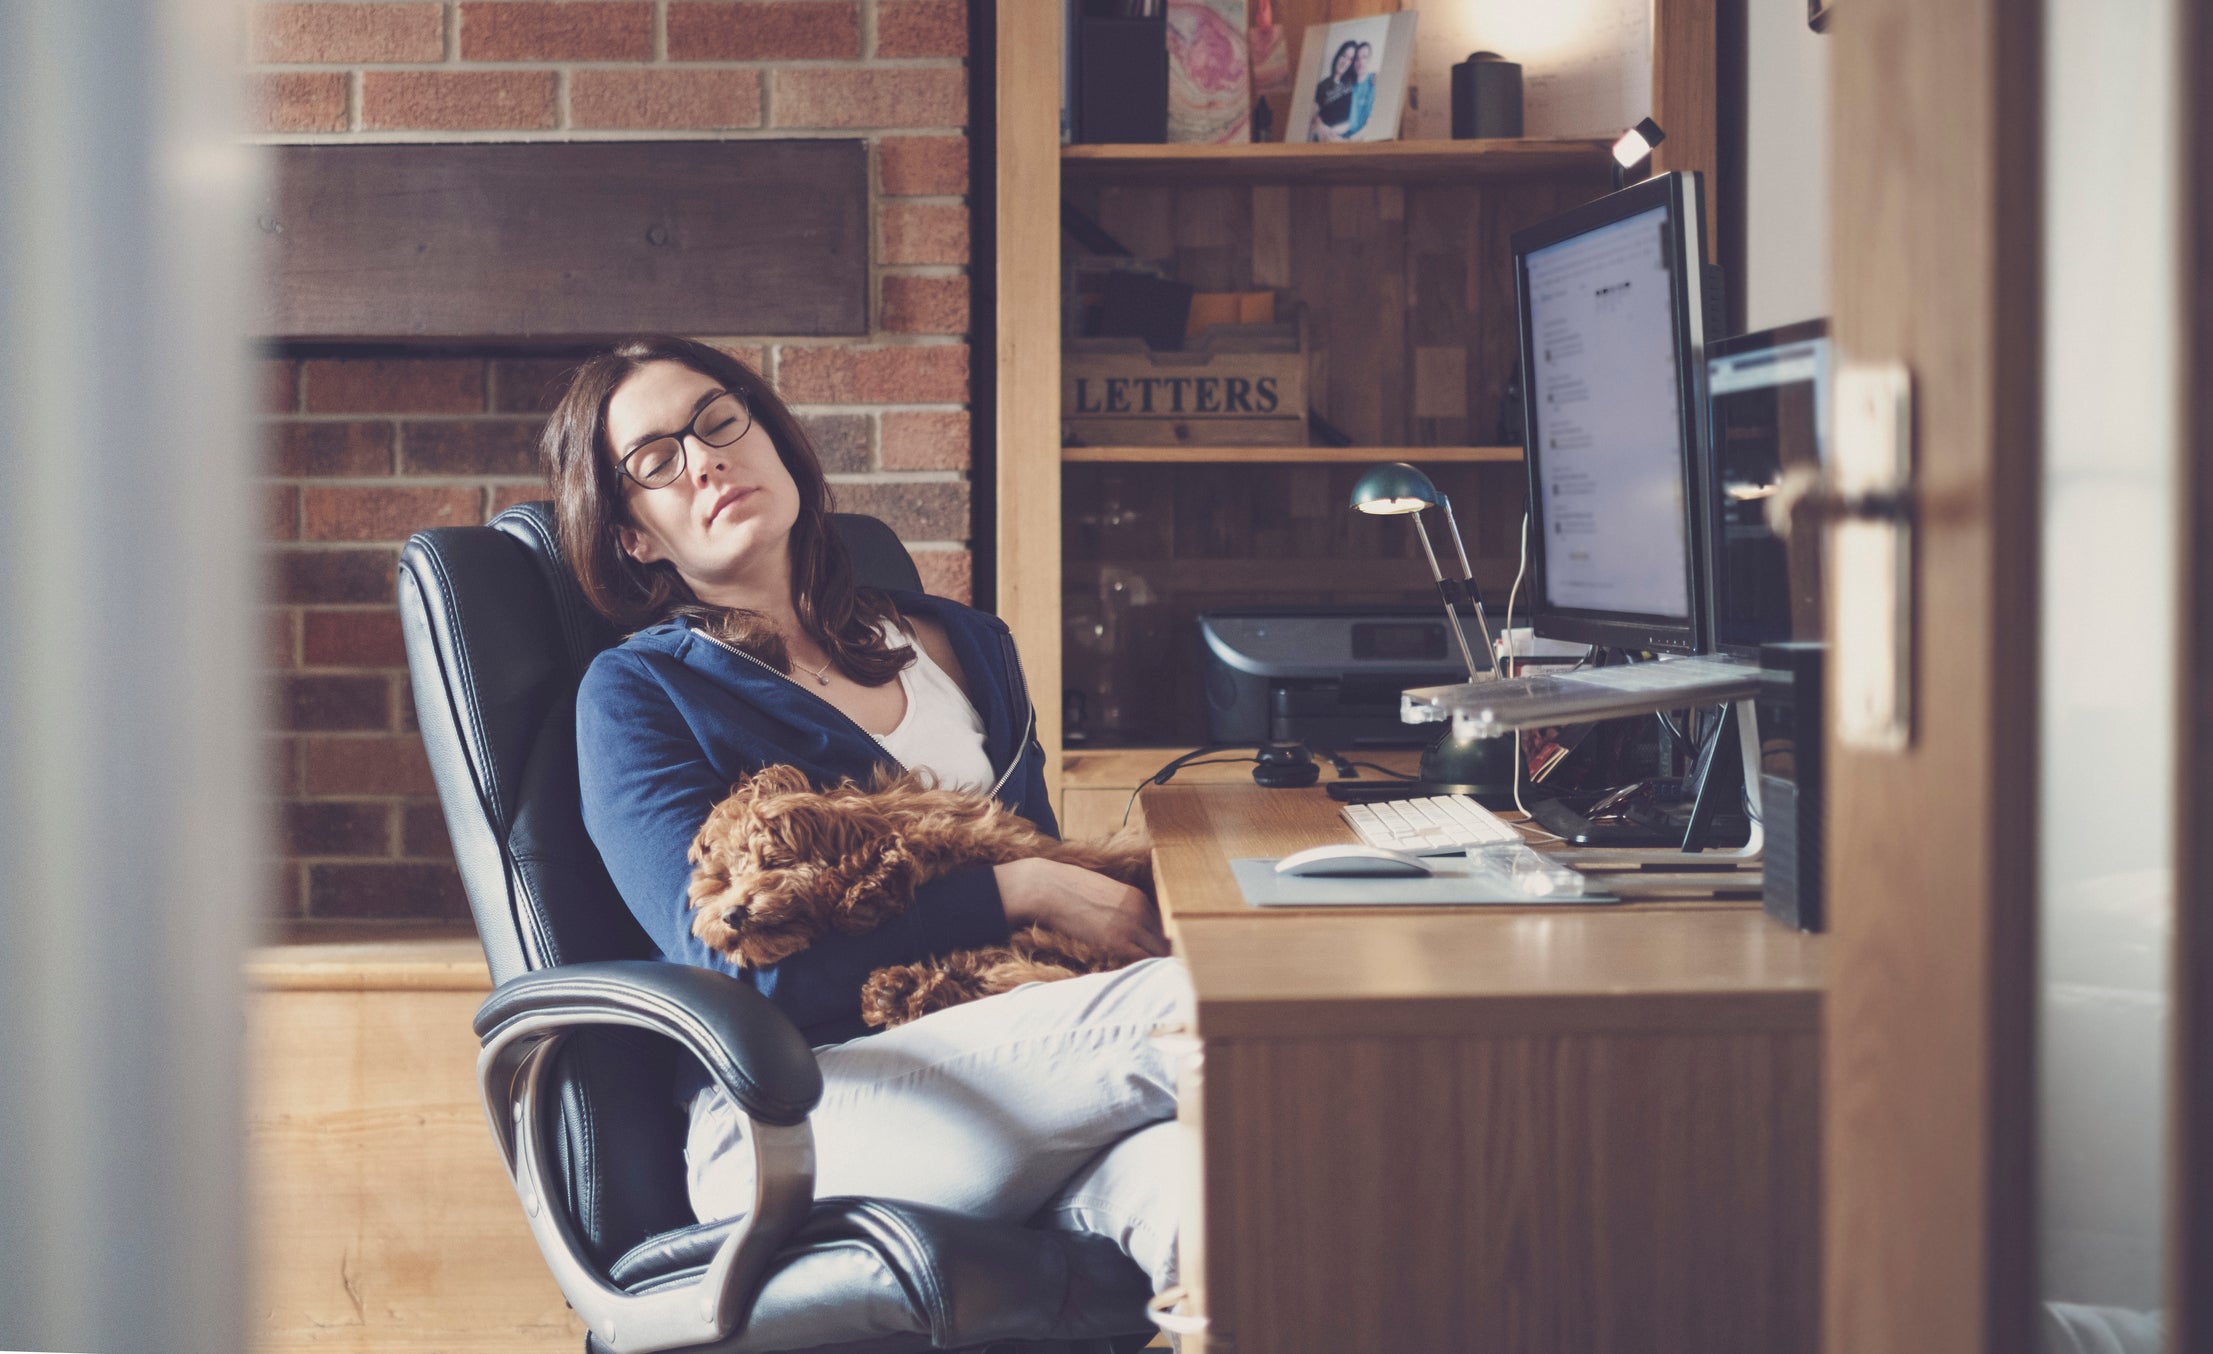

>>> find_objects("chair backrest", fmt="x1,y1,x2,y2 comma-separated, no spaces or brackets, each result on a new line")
398,501,922,1265
399,501,923,986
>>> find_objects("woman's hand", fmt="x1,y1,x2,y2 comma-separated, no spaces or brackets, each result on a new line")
993,858,1170,962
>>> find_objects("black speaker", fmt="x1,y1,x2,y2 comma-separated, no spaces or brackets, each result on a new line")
1756,642,1825,932
1450,52,1523,139
1075,15,1168,144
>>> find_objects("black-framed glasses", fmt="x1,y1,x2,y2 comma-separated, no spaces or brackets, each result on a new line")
618,390,753,489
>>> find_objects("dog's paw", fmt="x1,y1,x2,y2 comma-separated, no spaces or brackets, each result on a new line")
860,962,973,1028
1005,924,1120,974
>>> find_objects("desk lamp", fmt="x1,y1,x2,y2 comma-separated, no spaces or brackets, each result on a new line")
1610,116,1666,190
1348,462,1515,800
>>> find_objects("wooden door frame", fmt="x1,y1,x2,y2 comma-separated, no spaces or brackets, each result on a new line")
985,0,1065,806
1822,2,2041,1352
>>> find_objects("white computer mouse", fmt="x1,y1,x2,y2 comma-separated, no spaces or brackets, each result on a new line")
1273,844,1436,878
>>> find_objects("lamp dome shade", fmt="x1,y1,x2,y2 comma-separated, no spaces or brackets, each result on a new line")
1348,461,1439,515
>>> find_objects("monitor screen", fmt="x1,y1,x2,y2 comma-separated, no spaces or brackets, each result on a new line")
1706,320,1830,653
1512,172,1710,654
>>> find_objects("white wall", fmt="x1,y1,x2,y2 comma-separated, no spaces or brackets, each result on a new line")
1403,0,1833,335
2036,0,2180,1324
1407,0,1650,139
1743,0,1830,330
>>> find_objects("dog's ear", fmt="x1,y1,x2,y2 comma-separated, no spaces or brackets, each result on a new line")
734,761,823,805
744,763,817,797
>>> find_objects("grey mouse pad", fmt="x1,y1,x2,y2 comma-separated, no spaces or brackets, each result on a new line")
1230,857,1620,908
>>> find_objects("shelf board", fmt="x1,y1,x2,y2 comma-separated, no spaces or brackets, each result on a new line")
1066,557,1518,594
1064,445,1524,464
1060,137,1614,185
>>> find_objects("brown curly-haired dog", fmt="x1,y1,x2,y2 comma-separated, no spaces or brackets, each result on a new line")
686,764,1152,1026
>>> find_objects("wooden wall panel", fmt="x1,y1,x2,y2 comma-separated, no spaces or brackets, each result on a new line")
1651,0,1721,258
1063,173,1606,448
1063,461,1517,746
252,981,582,1353
258,142,868,340
1056,168,1607,746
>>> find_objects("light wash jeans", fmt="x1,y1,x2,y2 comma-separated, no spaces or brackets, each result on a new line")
685,956,1194,1293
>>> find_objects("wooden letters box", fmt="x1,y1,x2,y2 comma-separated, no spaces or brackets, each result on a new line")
1062,329,1307,447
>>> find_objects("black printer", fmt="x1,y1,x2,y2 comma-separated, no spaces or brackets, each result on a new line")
1198,607,1487,749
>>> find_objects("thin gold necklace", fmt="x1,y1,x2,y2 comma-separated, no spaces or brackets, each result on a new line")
793,653,833,686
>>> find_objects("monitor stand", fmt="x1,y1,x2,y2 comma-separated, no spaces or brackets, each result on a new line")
1531,700,1766,863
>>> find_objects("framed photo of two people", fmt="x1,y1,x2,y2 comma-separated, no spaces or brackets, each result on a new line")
1285,12,1418,144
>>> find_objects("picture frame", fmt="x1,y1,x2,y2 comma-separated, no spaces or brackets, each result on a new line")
1283,11,1419,145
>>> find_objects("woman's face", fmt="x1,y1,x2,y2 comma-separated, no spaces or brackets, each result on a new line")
1354,43,1373,77
604,359,801,601
1331,46,1354,79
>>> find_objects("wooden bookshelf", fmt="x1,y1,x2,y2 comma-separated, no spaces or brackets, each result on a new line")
1061,137,1616,185
992,3,1714,803
1063,444,1524,464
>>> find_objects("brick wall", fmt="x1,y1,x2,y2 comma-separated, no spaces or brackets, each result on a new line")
250,0,976,922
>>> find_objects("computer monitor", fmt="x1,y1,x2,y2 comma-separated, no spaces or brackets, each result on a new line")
1512,171,1712,654
1704,319,1830,655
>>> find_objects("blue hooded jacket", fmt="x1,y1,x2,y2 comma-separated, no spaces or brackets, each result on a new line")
575,589,1053,1047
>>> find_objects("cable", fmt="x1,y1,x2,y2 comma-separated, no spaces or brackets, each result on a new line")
1345,760,1418,781
1512,756,1563,841
1502,511,1531,680
1120,755,1260,826
1303,744,1358,778
1499,510,1561,840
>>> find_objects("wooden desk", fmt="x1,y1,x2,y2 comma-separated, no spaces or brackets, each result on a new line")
1144,782,1824,1353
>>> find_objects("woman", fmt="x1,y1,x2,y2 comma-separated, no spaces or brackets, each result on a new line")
1306,39,1359,141
551,336,1191,1293
1342,41,1378,138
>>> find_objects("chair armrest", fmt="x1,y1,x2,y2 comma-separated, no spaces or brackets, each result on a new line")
474,960,821,1354
473,958,822,1124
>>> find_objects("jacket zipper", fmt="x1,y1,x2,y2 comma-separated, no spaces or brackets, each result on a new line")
693,628,910,775
987,626,1036,800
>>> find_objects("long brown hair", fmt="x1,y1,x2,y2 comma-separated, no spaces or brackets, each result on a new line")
543,336,911,686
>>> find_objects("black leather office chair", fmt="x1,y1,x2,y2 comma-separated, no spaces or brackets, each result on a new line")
398,502,1157,1354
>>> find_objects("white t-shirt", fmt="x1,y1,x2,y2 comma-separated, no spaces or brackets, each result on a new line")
870,620,994,793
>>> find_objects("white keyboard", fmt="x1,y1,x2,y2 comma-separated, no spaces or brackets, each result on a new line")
1340,794,1524,857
